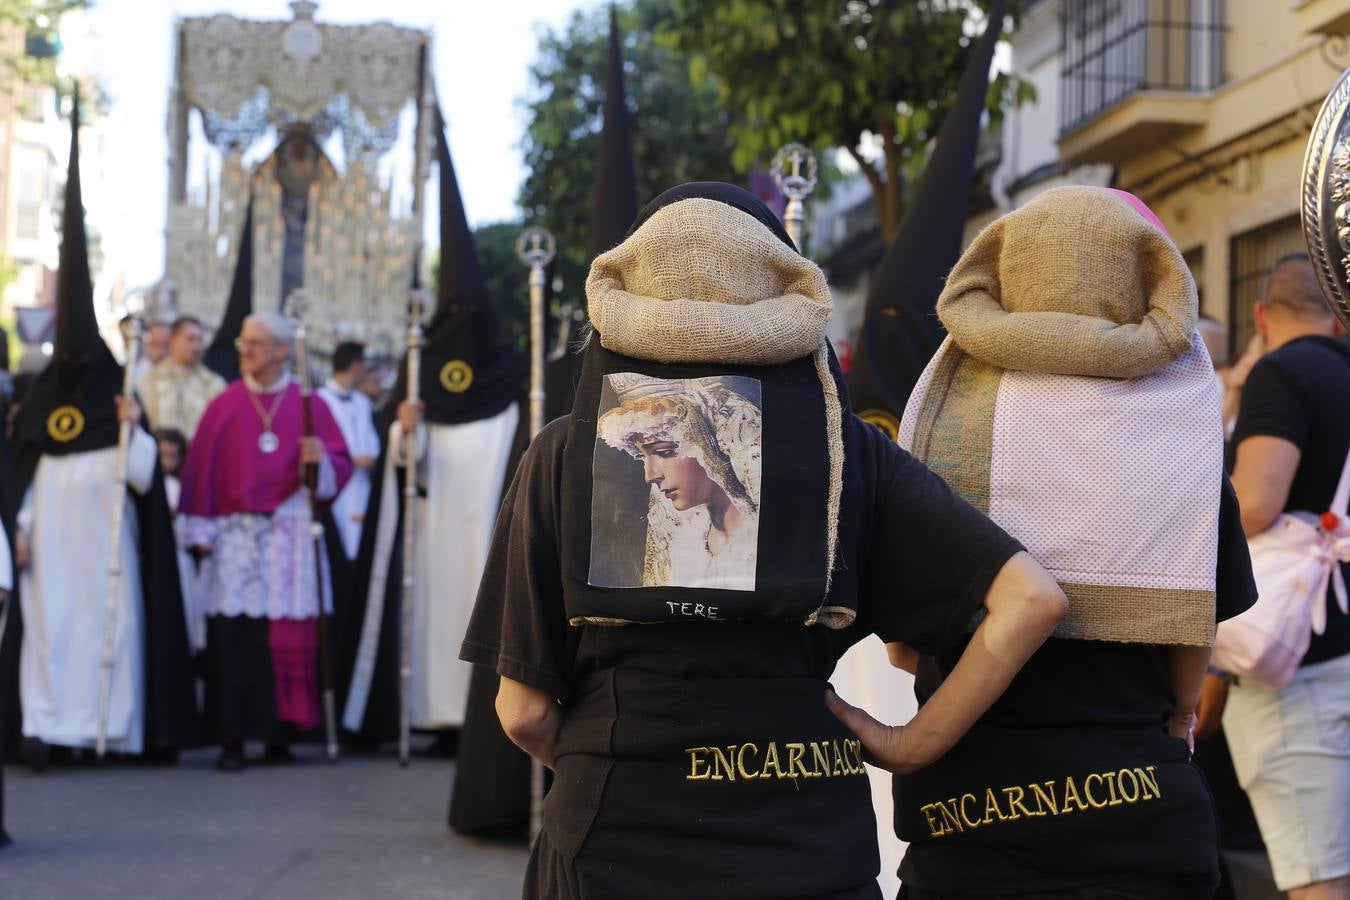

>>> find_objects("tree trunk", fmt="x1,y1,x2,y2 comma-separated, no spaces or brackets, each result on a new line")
846,143,889,243
848,128,906,244
880,120,903,243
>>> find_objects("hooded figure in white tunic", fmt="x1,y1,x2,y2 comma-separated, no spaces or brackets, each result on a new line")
339,107,525,741
5,97,198,765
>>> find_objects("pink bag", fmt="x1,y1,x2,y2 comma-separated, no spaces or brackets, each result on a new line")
1212,448,1350,688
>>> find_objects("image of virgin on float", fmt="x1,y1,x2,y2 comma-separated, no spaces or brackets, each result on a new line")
590,373,762,591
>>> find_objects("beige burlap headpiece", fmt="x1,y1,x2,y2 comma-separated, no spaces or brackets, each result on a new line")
586,197,851,627
938,186,1196,378
904,186,1221,647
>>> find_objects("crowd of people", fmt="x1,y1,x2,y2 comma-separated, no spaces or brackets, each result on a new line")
4,31,1350,900
8,309,410,771
0,88,532,839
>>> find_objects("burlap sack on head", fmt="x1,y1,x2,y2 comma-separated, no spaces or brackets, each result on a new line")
581,196,849,624
938,186,1196,378
904,186,1221,647
587,198,833,366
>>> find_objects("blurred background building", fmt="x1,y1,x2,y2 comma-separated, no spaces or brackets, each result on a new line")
0,7,108,366
813,0,1350,364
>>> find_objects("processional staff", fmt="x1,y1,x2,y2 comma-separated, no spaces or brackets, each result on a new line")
771,143,819,253
398,287,431,768
284,289,340,763
96,296,146,760
516,226,557,437
515,224,556,840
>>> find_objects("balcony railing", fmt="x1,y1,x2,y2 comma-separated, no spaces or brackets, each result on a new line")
1061,0,1225,134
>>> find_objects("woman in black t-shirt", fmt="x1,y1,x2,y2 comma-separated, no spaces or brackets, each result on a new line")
829,188,1258,899
460,183,1066,900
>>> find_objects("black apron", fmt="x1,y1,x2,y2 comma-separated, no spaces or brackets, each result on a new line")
538,669,881,899
896,725,1220,896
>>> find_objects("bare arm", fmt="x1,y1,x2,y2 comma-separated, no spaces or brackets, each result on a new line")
496,675,563,769
828,551,1067,774
1230,435,1300,536
1164,645,1211,748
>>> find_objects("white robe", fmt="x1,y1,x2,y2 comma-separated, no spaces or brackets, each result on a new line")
829,636,916,899
317,382,380,560
19,428,157,753
343,402,519,731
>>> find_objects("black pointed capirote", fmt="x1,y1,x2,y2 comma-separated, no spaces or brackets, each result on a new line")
14,84,121,473
847,0,1008,437
382,103,525,428
553,6,639,416
203,194,254,383
432,106,497,349
587,6,638,265
52,85,108,367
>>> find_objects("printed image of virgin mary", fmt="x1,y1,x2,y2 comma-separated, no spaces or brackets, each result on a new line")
591,374,762,591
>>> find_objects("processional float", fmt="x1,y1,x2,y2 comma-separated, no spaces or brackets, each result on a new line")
164,2,437,762
164,1,431,359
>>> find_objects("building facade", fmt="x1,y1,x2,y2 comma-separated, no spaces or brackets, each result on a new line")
1004,0,1350,359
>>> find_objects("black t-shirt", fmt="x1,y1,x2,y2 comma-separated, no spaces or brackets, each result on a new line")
1230,334,1350,666
461,413,1023,705
899,475,1257,893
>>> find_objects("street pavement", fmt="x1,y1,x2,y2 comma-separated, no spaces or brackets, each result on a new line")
0,745,528,899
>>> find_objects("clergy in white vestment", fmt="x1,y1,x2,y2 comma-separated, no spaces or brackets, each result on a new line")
317,341,380,561
135,315,226,440
8,98,199,769
340,108,525,742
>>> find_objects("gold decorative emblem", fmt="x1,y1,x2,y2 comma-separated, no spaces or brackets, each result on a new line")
439,359,474,394
47,405,85,443
858,408,900,442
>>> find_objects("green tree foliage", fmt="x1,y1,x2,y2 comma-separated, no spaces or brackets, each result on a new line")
664,0,1029,240
518,0,742,307
0,1,86,88
472,221,530,351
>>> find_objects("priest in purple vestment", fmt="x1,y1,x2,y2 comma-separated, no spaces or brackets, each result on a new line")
179,311,352,771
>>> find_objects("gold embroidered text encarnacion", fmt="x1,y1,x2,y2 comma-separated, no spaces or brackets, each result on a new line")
918,765,1162,838
684,739,866,782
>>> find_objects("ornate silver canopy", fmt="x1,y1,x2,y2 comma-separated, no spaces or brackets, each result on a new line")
1301,65,1350,331
177,2,425,158
165,2,430,360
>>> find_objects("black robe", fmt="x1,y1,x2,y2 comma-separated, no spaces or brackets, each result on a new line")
447,407,533,836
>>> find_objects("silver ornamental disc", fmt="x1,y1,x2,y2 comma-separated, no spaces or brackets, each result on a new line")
1300,65,1350,332
258,431,280,454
